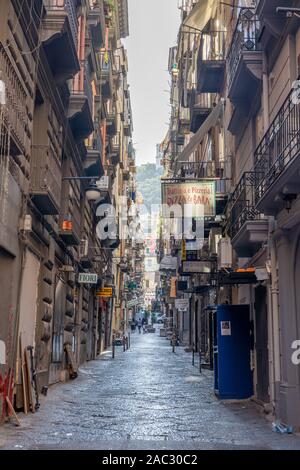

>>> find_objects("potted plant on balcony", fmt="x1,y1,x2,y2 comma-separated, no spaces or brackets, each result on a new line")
104,0,114,25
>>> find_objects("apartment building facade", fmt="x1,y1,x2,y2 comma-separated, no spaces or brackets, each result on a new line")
161,0,300,429
0,0,135,422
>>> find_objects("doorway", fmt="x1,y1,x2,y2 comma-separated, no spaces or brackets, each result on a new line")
255,286,270,403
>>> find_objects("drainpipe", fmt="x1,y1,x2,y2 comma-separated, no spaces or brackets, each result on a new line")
269,219,281,414
262,51,280,412
262,53,269,131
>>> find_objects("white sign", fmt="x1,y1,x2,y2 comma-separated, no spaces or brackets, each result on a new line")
175,299,189,311
182,261,211,273
78,273,98,284
160,255,177,271
221,321,231,336
0,340,5,364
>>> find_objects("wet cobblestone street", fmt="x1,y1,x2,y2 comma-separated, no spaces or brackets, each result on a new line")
1,331,300,450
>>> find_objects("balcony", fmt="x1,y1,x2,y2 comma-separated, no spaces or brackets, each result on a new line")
108,134,120,165
123,118,132,137
42,0,80,83
180,160,225,179
254,89,300,215
197,31,226,93
68,75,94,142
88,0,105,48
178,107,190,135
228,172,268,257
256,0,290,55
100,55,113,99
227,9,262,110
189,90,211,133
106,102,118,136
84,131,104,178
80,239,95,269
30,145,62,215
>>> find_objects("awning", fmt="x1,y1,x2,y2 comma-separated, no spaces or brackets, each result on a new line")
174,99,225,175
179,0,217,56
183,0,217,32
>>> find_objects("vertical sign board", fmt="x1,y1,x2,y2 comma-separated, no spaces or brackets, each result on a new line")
181,239,187,261
170,277,177,298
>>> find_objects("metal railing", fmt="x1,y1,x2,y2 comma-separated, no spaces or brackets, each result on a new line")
30,145,62,209
87,128,103,155
44,0,78,44
227,8,260,89
190,89,212,110
199,30,226,62
180,160,225,179
254,88,300,203
228,171,261,239
84,74,93,115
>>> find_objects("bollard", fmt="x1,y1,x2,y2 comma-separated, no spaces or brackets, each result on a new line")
192,345,195,366
112,334,115,359
123,336,126,352
199,350,202,374
172,333,176,353
128,332,131,349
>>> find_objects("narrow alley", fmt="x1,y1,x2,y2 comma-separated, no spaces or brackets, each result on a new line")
1,331,299,451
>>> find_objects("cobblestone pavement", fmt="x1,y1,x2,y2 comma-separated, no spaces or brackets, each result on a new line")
1,330,300,450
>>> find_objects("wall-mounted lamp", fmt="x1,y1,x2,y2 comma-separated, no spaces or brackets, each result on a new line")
283,193,297,213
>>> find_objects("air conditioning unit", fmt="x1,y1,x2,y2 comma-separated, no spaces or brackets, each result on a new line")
79,239,89,258
218,238,232,269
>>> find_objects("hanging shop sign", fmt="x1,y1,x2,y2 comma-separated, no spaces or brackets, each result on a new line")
78,273,98,284
181,261,212,274
160,255,178,271
175,299,189,311
96,287,113,298
162,181,216,217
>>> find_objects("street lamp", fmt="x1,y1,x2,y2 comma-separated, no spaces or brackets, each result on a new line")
85,182,103,202
62,176,105,203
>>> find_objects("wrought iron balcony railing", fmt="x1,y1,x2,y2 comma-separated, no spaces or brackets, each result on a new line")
228,171,261,239
227,8,261,89
30,145,62,215
254,88,300,203
180,161,225,179
44,0,78,44
199,30,226,62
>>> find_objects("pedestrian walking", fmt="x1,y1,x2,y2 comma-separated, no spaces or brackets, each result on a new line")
137,318,142,334
131,319,136,332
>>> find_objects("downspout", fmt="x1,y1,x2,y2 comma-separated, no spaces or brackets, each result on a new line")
269,219,281,413
262,51,280,413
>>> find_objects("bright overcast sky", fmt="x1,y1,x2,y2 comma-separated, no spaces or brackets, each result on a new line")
124,0,180,166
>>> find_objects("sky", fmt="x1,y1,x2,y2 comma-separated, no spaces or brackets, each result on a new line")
123,0,180,166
